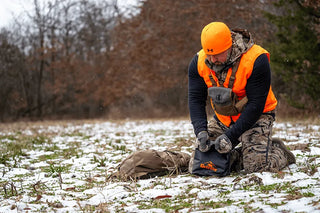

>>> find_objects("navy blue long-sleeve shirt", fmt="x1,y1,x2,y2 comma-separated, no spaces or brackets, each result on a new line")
188,53,272,145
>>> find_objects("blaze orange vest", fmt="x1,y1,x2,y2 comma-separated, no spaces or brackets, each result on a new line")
197,44,277,127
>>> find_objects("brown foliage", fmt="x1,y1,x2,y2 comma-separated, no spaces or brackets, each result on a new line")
105,0,276,118
1,0,315,121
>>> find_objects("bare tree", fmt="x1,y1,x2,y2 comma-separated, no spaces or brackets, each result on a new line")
0,30,26,120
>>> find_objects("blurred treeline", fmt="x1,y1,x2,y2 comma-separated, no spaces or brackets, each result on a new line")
0,0,319,121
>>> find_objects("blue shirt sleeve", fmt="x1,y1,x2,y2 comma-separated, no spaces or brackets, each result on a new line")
188,54,208,136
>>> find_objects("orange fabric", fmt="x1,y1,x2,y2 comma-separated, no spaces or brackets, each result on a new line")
197,44,277,127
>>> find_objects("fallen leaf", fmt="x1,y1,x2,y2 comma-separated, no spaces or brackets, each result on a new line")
154,195,172,199
35,194,42,202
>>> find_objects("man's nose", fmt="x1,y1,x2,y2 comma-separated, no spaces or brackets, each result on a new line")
208,55,217,63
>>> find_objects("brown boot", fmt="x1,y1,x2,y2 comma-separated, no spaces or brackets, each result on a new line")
272,138,296,165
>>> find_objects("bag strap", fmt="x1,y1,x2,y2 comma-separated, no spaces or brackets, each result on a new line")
209,59,240,88
227,59,240,89
209,73,217,87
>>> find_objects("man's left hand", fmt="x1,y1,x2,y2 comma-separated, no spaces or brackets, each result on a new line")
214,134,232,153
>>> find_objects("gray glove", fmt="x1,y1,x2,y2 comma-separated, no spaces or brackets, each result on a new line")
214,134,232,153
197,131,211,152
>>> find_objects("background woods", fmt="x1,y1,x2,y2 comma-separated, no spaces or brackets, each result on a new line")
0,0,319,121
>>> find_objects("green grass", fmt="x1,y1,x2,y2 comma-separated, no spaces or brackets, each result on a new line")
92,155,108,167
138,198,194,212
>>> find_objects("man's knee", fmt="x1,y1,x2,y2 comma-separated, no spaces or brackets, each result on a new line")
207,119,228,140
242,144,287,173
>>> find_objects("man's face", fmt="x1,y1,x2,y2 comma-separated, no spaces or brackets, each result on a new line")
206,48,230,66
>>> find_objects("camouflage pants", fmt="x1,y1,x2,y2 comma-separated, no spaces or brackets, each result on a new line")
207,114,287,173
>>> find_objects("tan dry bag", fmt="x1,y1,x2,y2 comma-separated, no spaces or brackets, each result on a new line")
111,150,190,181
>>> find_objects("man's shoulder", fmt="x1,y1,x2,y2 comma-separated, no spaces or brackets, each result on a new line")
246,44,268,56
241,44,269,64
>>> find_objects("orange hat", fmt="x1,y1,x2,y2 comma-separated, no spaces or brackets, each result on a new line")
201,22,232,55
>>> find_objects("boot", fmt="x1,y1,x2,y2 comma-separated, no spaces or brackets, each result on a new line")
272,138,296,165
230,146,243,172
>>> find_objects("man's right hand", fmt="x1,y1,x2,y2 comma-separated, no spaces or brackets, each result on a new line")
197,131,210,152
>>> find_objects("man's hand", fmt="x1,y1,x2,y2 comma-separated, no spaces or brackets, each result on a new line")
197,131,211,152
214,134,232,153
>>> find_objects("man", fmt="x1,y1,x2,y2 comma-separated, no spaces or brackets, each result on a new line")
188,22,295,174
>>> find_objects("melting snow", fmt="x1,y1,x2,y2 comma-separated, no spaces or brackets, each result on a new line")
0,119,319,212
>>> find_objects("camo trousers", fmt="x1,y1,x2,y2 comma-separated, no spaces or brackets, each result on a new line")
207,114,287,173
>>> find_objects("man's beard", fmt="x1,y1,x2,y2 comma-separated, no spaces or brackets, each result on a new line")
204,49,233,73
213,61,224,66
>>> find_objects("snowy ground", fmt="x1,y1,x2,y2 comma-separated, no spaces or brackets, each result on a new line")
0,119,320,212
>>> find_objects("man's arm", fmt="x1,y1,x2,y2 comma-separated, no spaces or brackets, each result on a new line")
188,54,208,136
225,54,271,146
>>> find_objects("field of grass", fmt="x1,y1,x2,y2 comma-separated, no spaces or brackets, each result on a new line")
0,118,320,212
